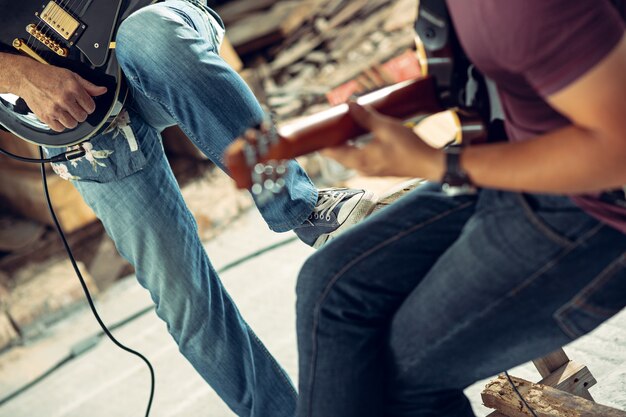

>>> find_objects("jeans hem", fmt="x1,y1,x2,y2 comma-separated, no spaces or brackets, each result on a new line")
266,189,318,233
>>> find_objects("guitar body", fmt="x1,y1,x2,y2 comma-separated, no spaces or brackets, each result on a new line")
0,0,155,147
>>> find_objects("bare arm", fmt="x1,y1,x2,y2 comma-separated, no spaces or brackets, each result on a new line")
462,35,626,194
326,35,626,195
0,52,107,132
0,52,29,94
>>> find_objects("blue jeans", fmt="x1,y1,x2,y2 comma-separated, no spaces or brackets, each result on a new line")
49,2,318,416
296,183,626,417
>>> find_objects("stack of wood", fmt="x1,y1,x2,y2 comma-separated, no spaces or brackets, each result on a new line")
0,132,98,232
221,0,420,120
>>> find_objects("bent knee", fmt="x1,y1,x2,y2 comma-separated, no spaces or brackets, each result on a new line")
116,6,193,70
296,252,336,314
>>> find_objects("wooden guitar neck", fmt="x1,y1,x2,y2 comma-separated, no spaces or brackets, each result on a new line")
226,76,443,189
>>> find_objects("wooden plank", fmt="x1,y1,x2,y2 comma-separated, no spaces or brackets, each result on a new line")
216,0,276,25
533,348,571,378
227,1,316,56
0,166,97,232
0,221,105,278
482,375,626,417
539,360,596,401
7,259,98,334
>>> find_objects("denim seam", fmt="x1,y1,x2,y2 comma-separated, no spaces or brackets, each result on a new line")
516,193,575,248
246,324,299,398
508,223,605,297
554,252,626,339
396,222,606,378
305,200,475,417
124,82,225,164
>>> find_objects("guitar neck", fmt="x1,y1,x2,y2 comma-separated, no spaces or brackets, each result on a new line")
226,76,443,188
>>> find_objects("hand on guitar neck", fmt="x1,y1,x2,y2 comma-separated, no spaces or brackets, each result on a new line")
0,52,107,133
322,101,445,179
224,76,487,202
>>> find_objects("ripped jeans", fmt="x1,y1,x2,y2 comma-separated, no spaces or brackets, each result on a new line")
46,1,318,416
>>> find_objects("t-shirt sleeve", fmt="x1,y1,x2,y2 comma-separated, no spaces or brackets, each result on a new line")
515,1,624,96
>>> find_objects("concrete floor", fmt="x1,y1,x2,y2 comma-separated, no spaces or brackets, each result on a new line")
1,208,625,417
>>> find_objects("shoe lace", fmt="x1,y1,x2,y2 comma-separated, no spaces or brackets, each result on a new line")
311,190,348,221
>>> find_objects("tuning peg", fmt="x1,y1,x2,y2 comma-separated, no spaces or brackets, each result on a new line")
244,142,258,167
257,132,269,157
264,179,275,190
264,164,275,175
251,183,264,196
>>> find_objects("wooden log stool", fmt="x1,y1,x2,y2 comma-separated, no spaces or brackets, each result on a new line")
482,347,626,417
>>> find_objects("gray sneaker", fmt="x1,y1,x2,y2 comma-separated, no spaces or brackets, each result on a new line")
295,188,378,248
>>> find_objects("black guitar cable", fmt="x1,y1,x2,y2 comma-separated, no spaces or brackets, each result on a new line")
0,143,155,416
505,371,538,417
0,144,86,164
36,147,156,417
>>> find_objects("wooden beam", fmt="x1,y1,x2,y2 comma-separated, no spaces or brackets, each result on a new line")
533,348,571,378
216,0,276,25
482,375,626,417
539,360,596,401
227,1,316,56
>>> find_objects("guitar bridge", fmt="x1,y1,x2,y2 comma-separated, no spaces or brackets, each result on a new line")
12,39,49,65
39,1,81,41
26,24,69,57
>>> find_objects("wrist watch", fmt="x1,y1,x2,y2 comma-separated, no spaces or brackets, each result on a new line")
441,145,476,196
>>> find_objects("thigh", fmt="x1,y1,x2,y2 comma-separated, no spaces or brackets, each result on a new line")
296,184,477,417
387,190,626,393
121,0,224,131
72,116,196,270
297,183,477,323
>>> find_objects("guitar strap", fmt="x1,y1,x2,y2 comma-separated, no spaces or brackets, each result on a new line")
416,0,626,132
415,0,502,136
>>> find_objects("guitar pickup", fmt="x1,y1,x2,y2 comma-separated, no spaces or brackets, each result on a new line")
39,1,82,41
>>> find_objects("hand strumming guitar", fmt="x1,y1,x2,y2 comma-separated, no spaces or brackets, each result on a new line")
322,102,445,180
0,52,107,132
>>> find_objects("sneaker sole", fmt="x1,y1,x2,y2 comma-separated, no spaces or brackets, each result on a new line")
312,190,378,249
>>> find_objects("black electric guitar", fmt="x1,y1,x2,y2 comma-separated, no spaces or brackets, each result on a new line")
0,0,156,148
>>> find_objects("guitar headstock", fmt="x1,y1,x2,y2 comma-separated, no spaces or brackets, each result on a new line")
228,111,290,204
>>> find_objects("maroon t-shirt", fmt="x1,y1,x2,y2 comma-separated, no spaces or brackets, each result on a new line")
447,0,626,233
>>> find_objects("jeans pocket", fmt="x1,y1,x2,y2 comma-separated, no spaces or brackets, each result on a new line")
44,110,150,183
554,254,626,339
518,193,601,247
